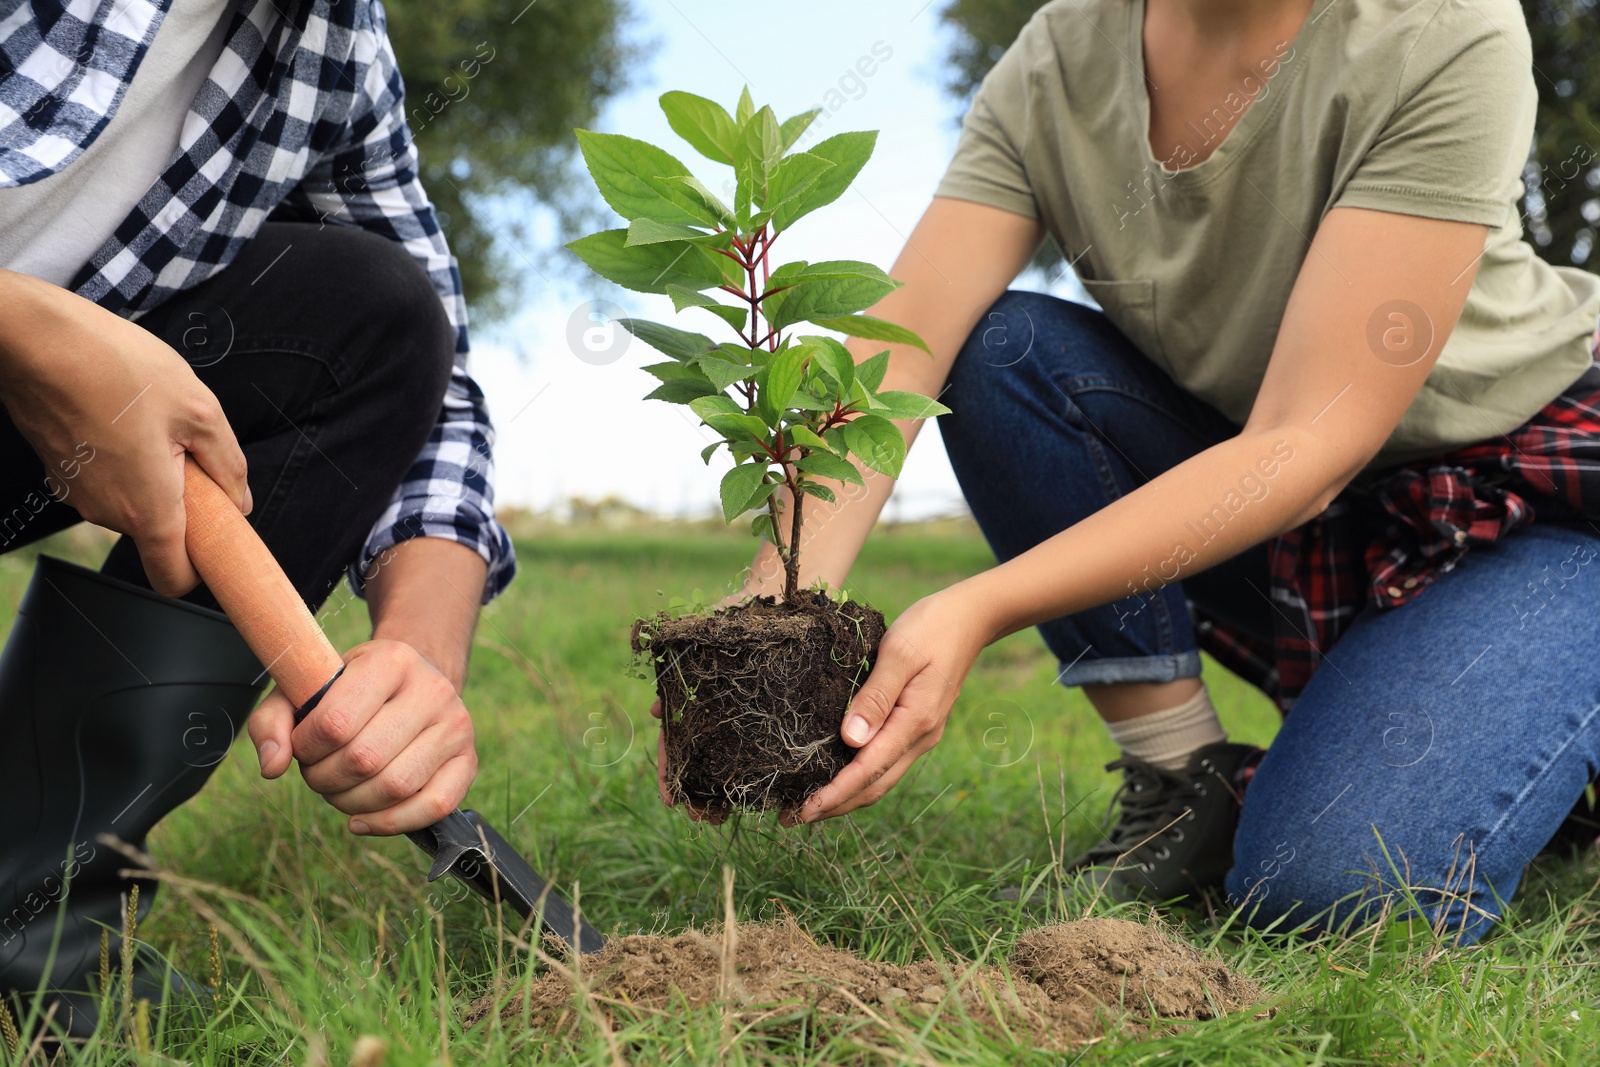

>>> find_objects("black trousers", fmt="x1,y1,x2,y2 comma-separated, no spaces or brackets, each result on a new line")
0,222,456,613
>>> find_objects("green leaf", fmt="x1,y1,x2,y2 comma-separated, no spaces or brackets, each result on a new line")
780,108,822,151
625,218,710,246
740,106,784,189
716,247,745,289
812,313,931,353
666,284,720,313
787,425,833,451
761,347,807,415
661,176,737,229
873,390,951,420
838,414,906,478
720,341,761,364
644,378,720,404
700,441,723,465
617,318,717,360
763,261,900,332
689,394,741,419
720,462,775,523
756,153,835,226
799,481,838,504
574,130,704,226
667,285,748,333
681,391,768,441
733,172,753,228
694,352,752,391
790,389,835,413
846,376,874,410
697,303,750,332
568,231,724,295
692,393,770,441
856,350,890,391
795,451,865,486
751,511,779,544
771,130,877,231
804,336,855,394
660,91,740,163
642,360,713,384
735,87,755,125
709,415,771,443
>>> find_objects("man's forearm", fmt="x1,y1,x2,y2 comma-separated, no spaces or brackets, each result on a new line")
363,537,487,689
0,269,68,373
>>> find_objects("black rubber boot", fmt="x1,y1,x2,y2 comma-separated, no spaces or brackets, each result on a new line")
0,556,263,1039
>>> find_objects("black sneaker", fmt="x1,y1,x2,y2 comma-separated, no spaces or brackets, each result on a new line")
1067,741,1261,904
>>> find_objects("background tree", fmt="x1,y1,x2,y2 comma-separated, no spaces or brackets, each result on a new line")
939,0,1600,272
1521,0,1600,268
383,0,634,320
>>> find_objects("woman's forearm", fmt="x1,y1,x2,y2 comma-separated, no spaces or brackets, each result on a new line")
959,424,1345,643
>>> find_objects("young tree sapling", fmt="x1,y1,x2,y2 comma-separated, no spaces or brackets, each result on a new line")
568,88,946,810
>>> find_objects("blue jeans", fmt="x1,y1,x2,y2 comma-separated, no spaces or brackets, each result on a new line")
940,291,1600,943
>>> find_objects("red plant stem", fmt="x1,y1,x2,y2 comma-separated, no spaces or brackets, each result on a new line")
819,403,858,433
751,284,798,305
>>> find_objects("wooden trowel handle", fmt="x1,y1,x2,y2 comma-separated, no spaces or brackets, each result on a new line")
181,455,345,708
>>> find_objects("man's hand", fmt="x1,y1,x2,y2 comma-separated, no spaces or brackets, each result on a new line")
248,639,478,836
0,270,251,595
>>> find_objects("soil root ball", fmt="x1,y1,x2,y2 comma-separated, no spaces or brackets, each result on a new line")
468,918,1260,1051
633,590,887,811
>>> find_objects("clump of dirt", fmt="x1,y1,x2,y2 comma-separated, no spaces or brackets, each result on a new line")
632,590,886,811
1013,918,1256,1018
468,918,1259,1051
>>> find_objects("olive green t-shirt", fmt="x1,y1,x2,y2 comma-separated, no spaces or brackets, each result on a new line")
936,0,1600,466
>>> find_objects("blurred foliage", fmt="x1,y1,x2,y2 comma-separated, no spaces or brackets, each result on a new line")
940,0,1600,272
1522,0,1600,268
383,0,635,320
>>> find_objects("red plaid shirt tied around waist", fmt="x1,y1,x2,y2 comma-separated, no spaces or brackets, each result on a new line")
1197,358,1600,712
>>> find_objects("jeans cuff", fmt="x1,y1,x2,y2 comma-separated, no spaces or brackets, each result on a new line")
1055,650,1202,688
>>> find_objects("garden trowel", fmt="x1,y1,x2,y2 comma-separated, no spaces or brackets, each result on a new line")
180,456,604,954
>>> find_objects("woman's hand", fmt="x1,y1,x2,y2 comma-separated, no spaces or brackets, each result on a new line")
248,639,478,836
0,270,251,596
787,583,995,824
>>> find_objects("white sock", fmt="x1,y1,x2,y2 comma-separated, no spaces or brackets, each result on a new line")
1104,685,1226,772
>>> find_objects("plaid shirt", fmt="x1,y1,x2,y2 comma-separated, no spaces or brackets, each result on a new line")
0,0,514,600
1199,350,1600,712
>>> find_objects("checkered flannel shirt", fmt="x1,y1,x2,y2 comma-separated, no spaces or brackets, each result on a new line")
1198,351,1600,713
0,0,515,600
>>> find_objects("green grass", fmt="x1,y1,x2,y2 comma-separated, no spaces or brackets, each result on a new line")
3,523,1599,1065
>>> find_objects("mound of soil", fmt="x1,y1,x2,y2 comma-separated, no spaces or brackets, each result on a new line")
1014,919,1256,1018
468,918,1259,1051
633,590,886,811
